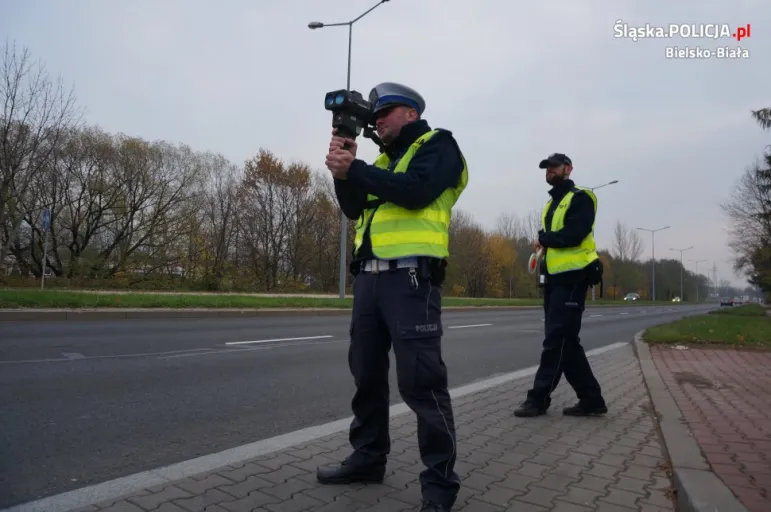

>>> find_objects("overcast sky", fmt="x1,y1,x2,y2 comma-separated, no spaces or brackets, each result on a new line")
3,0,768,287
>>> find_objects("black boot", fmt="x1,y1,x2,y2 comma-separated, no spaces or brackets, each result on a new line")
421,501,452,511
316,457,385,484
513,400,547,417
563,401,608,416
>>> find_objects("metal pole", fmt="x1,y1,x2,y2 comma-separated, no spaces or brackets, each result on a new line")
690,259,705,302
347,24,352,90
335,24,353,300
637,226,669,302
585,180,617,302
309,0,390,300
694,264,697,302
652,233,655,301
41,229,49,289
669,246,693,301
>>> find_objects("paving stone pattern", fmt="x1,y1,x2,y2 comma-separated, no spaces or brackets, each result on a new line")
652,345,771,512
82,344,674,511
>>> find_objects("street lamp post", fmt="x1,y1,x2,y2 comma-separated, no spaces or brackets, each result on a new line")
690,258,706,302
584,180,618,301
670,245,693,301
587,180,619,192
636,226,670,302
308,0,391,299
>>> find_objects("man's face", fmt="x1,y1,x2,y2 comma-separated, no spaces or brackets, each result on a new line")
545,163,572,185
374,105,417,145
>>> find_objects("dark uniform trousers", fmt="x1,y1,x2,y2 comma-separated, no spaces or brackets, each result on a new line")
347,265,460,507
526,277,605,408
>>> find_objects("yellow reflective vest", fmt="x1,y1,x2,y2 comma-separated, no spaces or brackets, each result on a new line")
353,129,468,260
540,186,599,274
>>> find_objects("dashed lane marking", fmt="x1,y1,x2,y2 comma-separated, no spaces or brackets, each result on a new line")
224,335,333,346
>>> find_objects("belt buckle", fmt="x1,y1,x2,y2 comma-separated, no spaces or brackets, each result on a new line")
402,256,418,269
370,259,380,274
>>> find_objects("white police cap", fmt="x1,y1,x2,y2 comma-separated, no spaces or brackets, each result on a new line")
368,82,426,116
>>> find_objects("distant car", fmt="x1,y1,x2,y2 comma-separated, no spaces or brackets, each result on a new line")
623,293,640,301
672,296,681,302
720,297,733,306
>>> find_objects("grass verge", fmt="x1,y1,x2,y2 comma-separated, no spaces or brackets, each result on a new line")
0,289,681,309
644,304,771,348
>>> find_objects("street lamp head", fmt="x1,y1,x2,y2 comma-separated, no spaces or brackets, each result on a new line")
609,180,618,184
636,225,669,232
308,21,324,29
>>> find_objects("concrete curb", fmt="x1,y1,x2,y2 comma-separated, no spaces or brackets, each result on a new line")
0,305,545,322
632,330,748,512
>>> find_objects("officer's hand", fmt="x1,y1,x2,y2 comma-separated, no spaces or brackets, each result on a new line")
534,240,543,253
330,128,357,157
326,148,355,180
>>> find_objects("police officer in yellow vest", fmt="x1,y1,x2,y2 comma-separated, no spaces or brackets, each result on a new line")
319,82,467,512
514,153,608,418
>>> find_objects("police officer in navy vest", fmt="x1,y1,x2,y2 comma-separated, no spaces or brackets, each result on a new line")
318,82,468,512
514,153,608,418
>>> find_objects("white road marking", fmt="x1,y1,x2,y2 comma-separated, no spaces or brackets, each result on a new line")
448,323,492,329
620,312,629,315
590,314,603,317
224,335,333,346
162,339,345,359
0,347,216,365
18,341,630,512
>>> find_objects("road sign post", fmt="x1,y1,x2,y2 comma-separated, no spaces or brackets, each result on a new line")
41,209,50,289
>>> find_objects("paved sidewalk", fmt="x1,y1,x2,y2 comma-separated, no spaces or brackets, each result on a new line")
652,345,771,511
69,343,673,512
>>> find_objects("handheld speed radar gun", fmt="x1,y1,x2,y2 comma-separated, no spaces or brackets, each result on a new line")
324,89,384,151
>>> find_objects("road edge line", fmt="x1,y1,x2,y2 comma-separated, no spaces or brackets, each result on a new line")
632,330,748,512
2,342,628,512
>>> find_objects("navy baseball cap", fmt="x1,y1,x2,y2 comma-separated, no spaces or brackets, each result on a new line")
368,82,426,116
539,153,572,168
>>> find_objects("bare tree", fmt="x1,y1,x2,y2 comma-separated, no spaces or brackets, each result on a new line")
96,137,202,277
447,210,491,296
6,126,116,277
494,211,518,240
303,173,344,291
196,152,240,289
611,220,644,262
752,107,771,130
238,149,317,290
722,156,771,287
0,40,81,274
519,209,542,242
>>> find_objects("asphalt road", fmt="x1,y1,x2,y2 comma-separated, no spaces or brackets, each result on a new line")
0,303,714,508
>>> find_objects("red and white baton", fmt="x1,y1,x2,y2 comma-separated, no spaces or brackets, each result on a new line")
527,248,543,274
